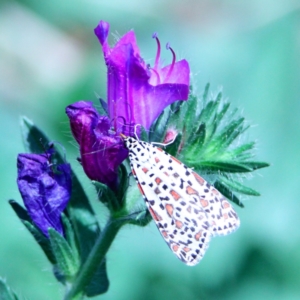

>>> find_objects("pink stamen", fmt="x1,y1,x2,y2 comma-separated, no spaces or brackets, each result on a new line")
152,32,161,70
149,67,161,85
165,43,176,82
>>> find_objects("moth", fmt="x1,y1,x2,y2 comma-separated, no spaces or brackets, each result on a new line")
121,134,240,266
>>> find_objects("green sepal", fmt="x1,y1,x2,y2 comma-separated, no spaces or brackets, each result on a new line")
218,176,261,196
61,214,79,261
0,278,19,300
48,228,80,282
93,180,120,212
213,180,244,207
19,117,109,296
8,200,56,264
126,208,152,227
116,165,130,210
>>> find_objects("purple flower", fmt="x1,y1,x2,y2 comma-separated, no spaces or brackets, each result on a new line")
94,20,190,134
66,101,128,190
17,151,71,237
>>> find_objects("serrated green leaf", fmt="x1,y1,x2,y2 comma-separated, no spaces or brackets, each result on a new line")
0,278,19,300
219,176,260,196
214,181,244,208
49,228,79,281
9,200,56,264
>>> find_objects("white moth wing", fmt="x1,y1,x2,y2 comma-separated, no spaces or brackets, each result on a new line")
125,137,240,266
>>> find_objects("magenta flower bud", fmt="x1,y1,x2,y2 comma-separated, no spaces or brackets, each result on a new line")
66,101,128,190
17,152,71,237
94,20,190,134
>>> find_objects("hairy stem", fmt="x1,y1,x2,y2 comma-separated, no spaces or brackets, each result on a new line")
64,218,123,300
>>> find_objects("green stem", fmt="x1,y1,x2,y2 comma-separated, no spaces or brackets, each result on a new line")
64,218,123,300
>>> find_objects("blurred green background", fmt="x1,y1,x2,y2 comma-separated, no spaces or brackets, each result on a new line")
1,0,299,299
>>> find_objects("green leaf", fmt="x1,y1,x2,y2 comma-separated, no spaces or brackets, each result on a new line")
140,126,148,142
214,180,244,208
191,160,253,173
20,116,49,154
241,161,270,170
149,108,170,143
19,117,109,295
219,176,260,196
188,123,206,152
61,214,79,260
48,228,79,281
198,96,220,125
202,83,210,104
230,142,255,157
214,102,230,126
9,200,56,264
184,94,198,133
68,174,109,296
116,163,129,203
99,97,108,116
211,117,245,152
127,208,152,227
0,278,19,300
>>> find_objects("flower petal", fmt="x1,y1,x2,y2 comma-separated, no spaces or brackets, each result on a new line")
95,21,190,133
66,101,128,190
17,153,71,237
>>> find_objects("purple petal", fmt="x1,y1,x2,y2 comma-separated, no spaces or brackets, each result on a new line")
94,21,109,46
66,101,128,190
94,21,190,133
150,59,190,85
17,153,71,237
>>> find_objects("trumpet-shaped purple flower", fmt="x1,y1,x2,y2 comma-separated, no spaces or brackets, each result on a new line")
66,21,190,189
17,151,71,237
94,20,190,134
66,101,128,190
